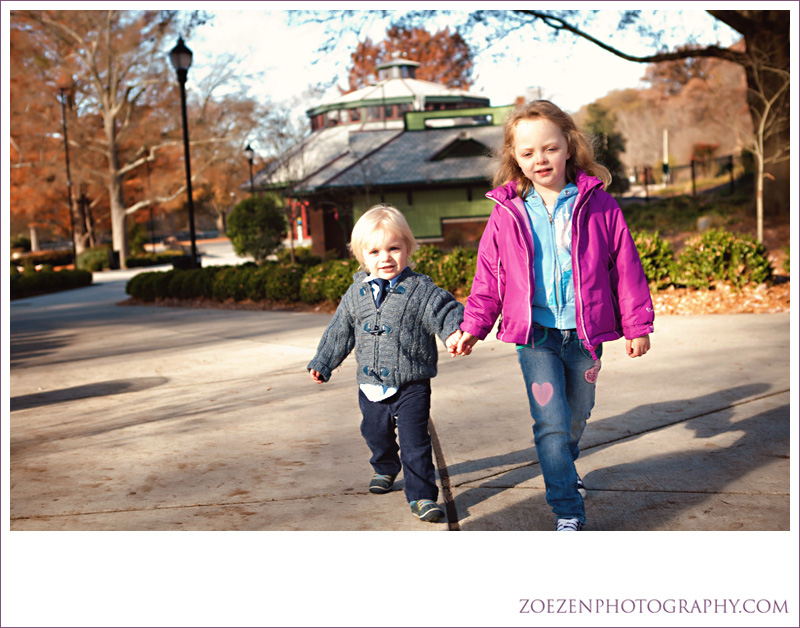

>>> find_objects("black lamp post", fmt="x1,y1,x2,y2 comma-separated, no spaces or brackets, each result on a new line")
58,87,77,266
244,143,255,194
169,37,198,268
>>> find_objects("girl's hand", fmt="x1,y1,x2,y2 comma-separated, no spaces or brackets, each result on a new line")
455,331,479,356
309,369,325,383
626,335,651,358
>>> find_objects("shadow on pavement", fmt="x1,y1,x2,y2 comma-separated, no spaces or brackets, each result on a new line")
450,382,789,530
9,330,75,368
10,376,170,411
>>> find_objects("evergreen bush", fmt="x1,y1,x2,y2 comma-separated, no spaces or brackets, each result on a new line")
77,247,112,272
632,230,677,290
675,229,773,289
299,258,359,303
10,267,93,299
410,244,444,278
437,247,478,295
226,194,287,263
276,246,322,268
126,250,186,268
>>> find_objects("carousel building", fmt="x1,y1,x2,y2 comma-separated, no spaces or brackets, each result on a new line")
254,58,512,257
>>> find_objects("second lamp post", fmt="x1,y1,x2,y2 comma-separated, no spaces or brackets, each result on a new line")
245,144,255,194
169,37,199,269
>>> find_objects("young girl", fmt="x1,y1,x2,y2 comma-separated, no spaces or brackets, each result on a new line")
308,205,464,523
456,100,654,531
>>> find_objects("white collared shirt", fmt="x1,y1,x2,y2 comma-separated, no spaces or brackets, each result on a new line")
359,272,404,401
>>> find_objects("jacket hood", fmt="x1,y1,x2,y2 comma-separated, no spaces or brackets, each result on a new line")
488,170,604,203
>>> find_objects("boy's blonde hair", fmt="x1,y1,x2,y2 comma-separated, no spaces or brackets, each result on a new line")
349,204,418,269
494,100,612,197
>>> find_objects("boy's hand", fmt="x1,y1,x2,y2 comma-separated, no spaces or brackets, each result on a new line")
626,335,651,358
445,330,462,357
309,369,325,383
455,331,479,356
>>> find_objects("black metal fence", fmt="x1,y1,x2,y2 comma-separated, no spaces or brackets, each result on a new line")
632,153,746,201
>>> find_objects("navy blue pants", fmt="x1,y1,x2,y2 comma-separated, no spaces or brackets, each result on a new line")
358,380,438,502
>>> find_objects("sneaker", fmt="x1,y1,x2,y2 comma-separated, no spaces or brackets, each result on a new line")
556,517,583,531
368,473,396,494
410,499,445,522
576,475,587,498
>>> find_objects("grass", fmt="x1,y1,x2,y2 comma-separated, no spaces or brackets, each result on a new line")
622,179,753,237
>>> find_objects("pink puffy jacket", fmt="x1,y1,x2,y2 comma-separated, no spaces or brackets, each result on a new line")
461,171,654,356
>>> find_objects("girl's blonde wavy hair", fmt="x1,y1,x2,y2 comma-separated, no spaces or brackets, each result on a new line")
349,204,418,270
494,100,611,198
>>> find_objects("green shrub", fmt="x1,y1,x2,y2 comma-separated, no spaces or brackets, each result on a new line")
408,244,475,296
438,247,477,295
210,265,249,301
15,249,75,268
11,235,31,251
125,270,175,302
248,262,304,301
227,194,287,263
632,230,677,290
782,245,790,274
299,258,359,303
77,247,112,272
675,229,773,289
126,250,185,268
276,246,321,268
10,268,92,299
411,244,444,278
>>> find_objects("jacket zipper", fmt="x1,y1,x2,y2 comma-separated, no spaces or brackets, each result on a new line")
572,188,595,352
545,202,562,324
488,192,534,343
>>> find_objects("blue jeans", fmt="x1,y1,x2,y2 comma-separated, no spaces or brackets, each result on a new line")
517,325,603,524
358,380,438,502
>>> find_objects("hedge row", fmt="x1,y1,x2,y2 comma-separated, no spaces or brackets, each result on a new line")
76,246,187,271
633,229,773,290
10,267,93,300
125,230,774,306
126,261,310,304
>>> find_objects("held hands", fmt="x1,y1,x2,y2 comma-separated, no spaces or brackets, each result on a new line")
446,329,478,357
454,331,479,356
626,334,651,358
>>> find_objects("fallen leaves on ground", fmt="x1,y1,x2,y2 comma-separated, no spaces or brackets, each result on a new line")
651,279,790,315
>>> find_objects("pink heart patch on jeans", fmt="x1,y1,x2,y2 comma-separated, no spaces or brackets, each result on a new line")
531,382,553,406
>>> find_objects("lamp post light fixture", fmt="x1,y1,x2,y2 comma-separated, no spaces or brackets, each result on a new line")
244,143,255,194
58,86,77,266
169,37,198,268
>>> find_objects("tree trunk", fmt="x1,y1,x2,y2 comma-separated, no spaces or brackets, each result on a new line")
109,179,128,269
711,10,790,214
105,114,129,269
29,225,40,252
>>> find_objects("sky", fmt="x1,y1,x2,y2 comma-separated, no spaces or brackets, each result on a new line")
189,4,743,124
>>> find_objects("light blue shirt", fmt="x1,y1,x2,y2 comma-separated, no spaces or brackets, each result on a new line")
523,183,578,330
359,271,404,401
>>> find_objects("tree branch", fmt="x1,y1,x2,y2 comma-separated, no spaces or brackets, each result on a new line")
513,10,747,66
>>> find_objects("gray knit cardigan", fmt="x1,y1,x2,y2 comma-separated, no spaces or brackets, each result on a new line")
307,268,464,387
